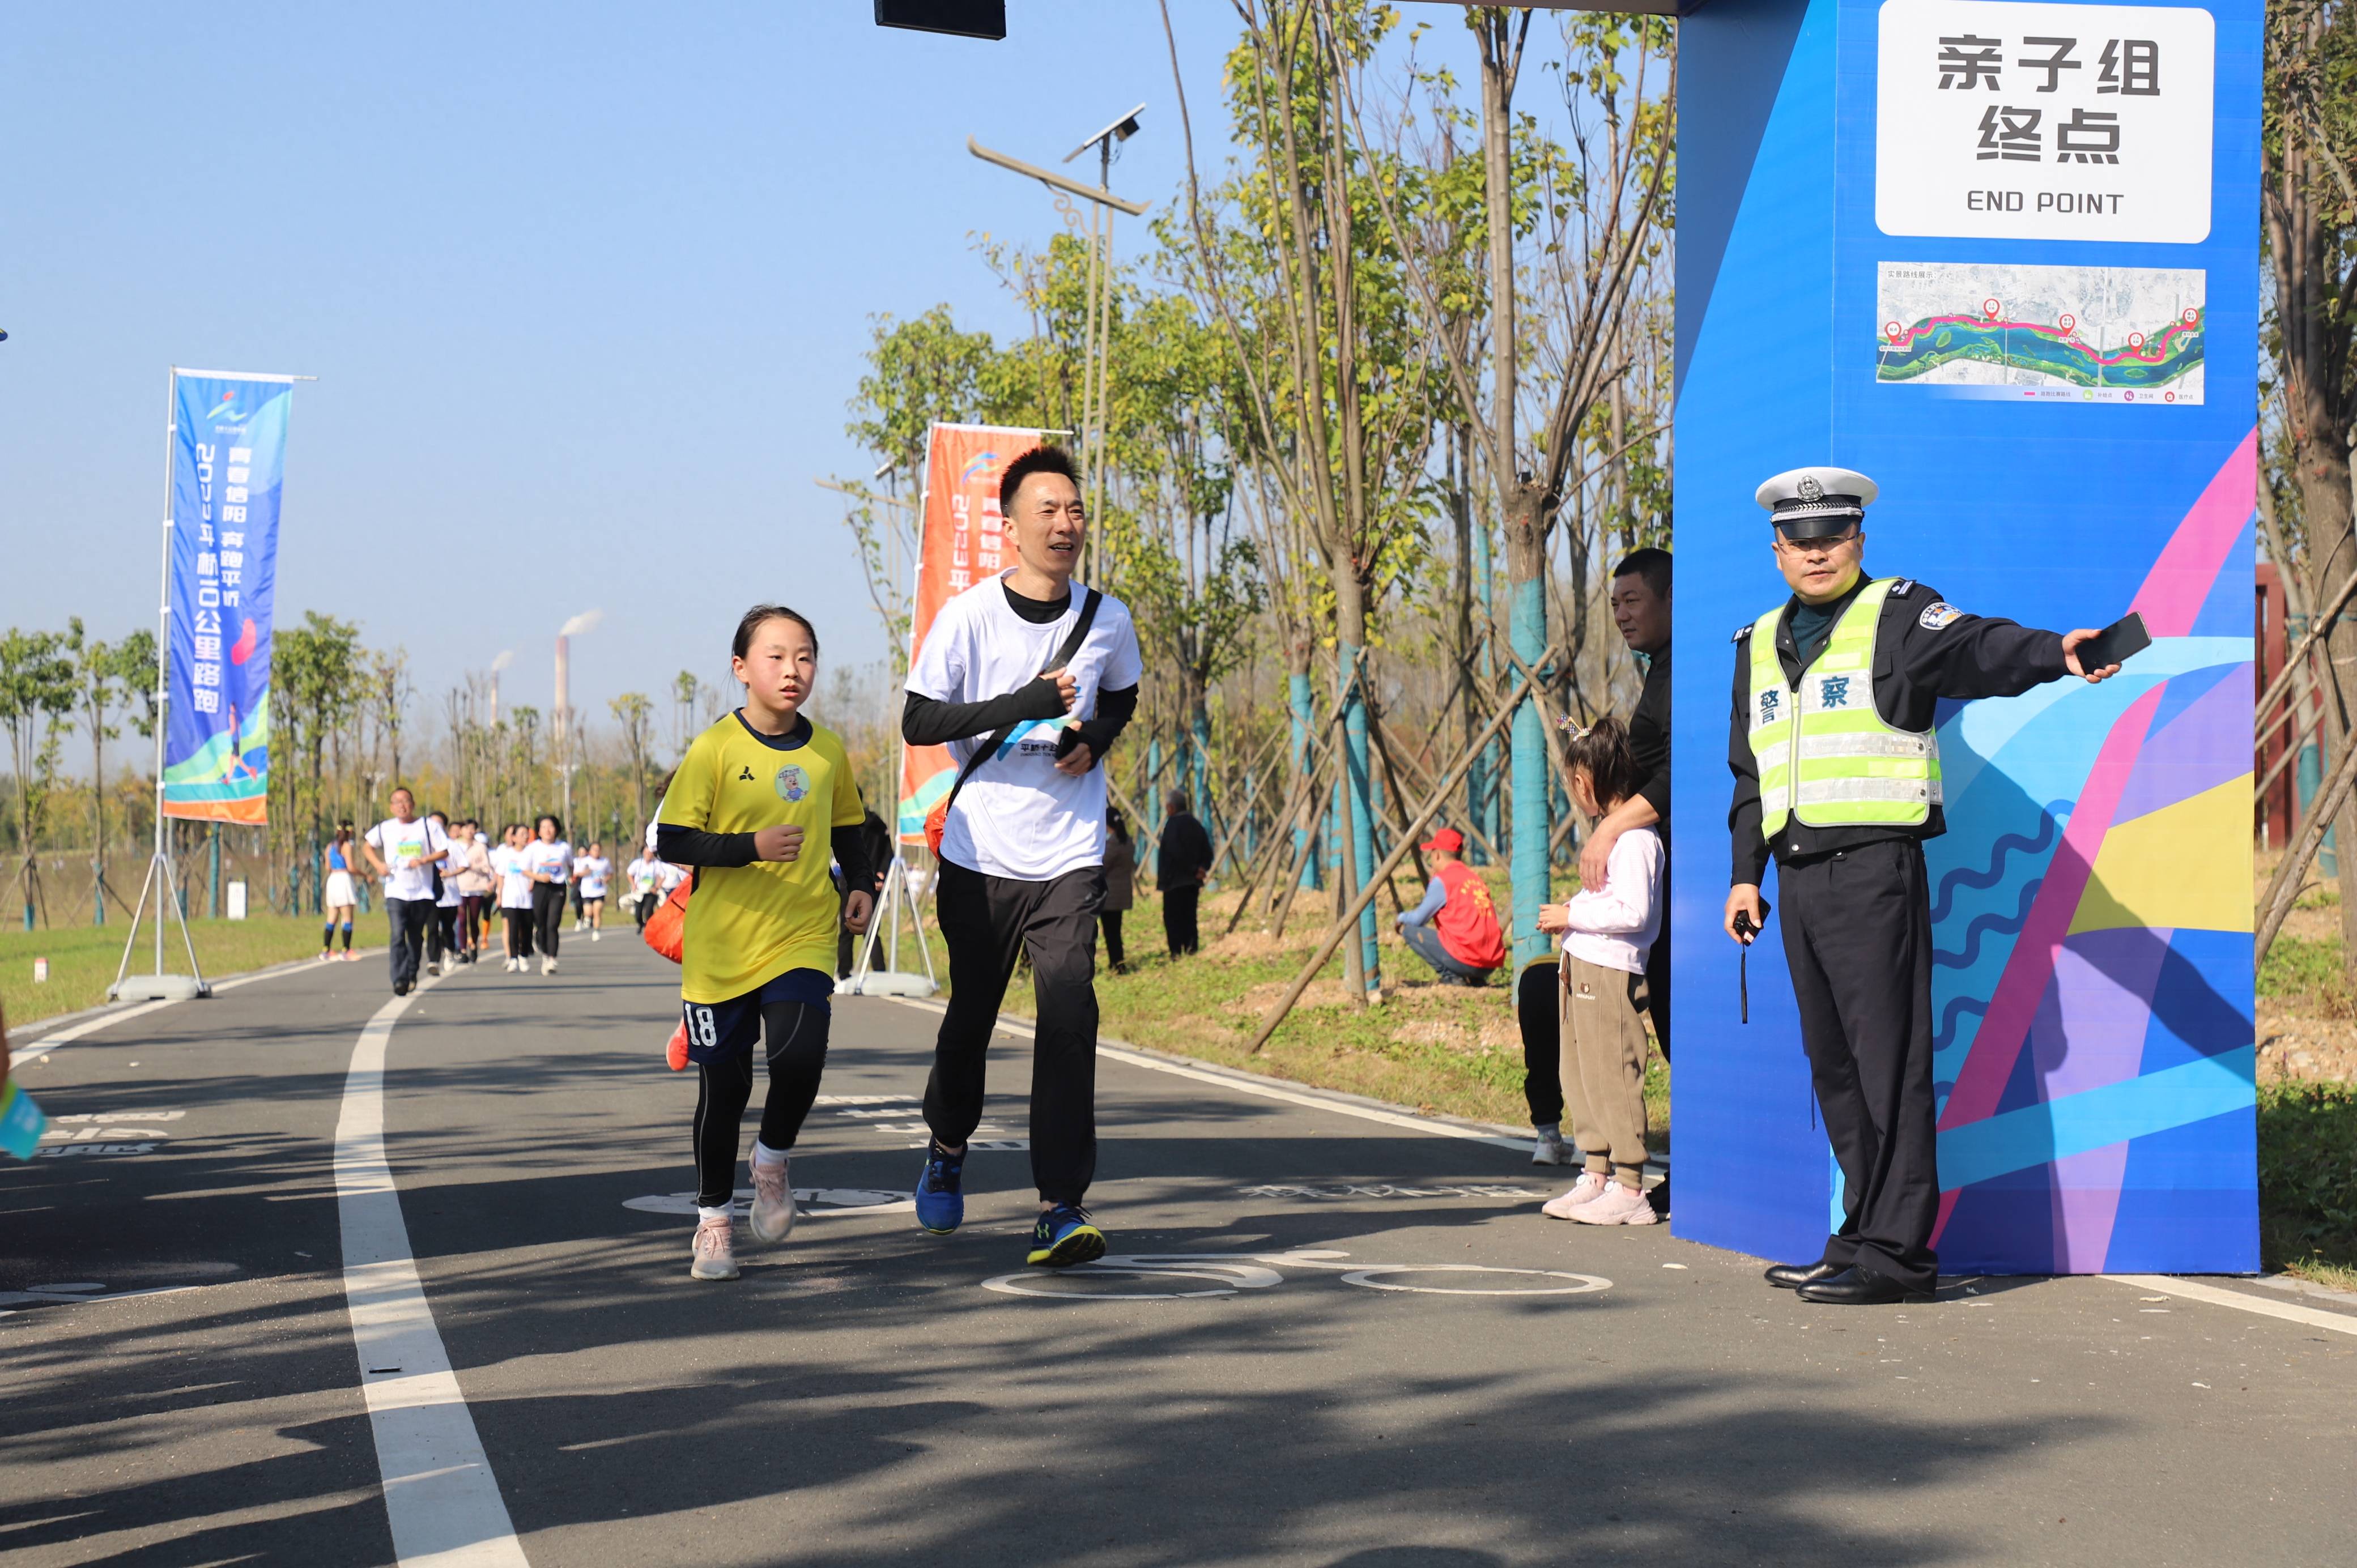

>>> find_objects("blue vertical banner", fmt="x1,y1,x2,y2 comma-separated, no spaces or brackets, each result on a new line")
162,371,293,824
1674,0,2259,1275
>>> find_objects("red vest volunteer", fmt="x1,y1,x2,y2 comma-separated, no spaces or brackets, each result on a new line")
1395,828,1507,983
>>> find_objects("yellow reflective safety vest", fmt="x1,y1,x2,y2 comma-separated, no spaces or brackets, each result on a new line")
1746,577,1940,839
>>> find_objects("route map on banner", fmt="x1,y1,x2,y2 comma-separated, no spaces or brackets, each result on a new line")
895,423,1042,844
161,373,291,824
1875,261,2205,402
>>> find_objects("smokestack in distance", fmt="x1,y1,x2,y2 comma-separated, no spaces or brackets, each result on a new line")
554,634,571,754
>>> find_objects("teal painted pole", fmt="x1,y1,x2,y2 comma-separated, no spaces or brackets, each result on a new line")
1474,519,1500,863
1147,736,1165,840
1290,671,1319,888
1338,641,1381,990
1508,576,1551,967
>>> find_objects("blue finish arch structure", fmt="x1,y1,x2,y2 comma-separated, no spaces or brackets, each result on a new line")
1670,0,2260,1274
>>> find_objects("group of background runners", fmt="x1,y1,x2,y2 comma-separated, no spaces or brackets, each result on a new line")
334,799,636,990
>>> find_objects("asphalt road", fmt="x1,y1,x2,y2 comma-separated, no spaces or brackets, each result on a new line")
3,935,2352,1567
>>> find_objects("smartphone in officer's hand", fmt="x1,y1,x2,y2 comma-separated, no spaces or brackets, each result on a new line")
2074,611,2151,672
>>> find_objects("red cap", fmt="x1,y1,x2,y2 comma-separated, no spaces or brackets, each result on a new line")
1419,826,1463,854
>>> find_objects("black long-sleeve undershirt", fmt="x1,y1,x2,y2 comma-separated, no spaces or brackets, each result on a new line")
656,822,874,898
900,683,1138,772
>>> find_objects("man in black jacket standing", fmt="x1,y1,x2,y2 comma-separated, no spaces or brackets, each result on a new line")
1582,548,1673,1060
1156,790,1213,956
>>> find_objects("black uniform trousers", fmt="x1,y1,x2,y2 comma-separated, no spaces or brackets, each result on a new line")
1643,848,1670,1062
1776,838,1939,1294
924,858,1104,1205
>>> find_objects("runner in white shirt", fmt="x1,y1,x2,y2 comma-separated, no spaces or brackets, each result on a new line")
495,823,537,972
361,788,449,997
578,842,612,941
526,816,573,974
900,446,1142,1269
626,853,660,930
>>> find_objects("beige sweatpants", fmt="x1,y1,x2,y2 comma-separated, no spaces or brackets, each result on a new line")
1559,954,1652,1186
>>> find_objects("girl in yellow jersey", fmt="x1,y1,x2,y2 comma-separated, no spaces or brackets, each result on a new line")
657,605,874,1281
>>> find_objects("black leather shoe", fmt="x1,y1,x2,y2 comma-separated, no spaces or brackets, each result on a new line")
1795,1266,1934,1305
1763,1259,1845,1290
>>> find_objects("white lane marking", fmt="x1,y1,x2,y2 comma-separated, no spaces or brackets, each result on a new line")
15,1000,177,1063
335,975,530,1567
1339,1265,1612,1296
882,996,1530,1153
2106,1274,2357,1339
16,953,365,1064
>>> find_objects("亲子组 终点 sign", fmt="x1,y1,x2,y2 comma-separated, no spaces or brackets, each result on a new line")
1876,0,2215,243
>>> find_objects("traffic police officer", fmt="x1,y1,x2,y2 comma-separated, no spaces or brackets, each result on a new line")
1723,467,2121,1305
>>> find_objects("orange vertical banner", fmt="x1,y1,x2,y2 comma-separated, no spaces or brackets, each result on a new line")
897,423,1041,843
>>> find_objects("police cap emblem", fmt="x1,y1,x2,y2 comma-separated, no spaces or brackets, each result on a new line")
1796,475,1824,504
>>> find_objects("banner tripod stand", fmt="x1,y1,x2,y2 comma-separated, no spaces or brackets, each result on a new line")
111,366,214,1003
835,855,938,998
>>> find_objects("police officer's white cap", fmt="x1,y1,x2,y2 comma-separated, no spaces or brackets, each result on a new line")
1755,466,1877,539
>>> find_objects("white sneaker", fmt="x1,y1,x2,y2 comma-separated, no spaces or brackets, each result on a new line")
748,1156,796,1244
1542,1173,1610,1220
690,1215,739,1280
543,956,558,975
1531,1128,1572,1166
590,929,601,943
1570,1180,1659,1226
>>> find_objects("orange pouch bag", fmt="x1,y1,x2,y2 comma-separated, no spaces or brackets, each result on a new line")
643,880,691,965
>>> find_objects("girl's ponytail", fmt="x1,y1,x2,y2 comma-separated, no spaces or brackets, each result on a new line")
1564,715,1641,809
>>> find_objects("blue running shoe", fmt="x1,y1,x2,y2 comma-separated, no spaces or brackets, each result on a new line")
914,1140,965,1234
1026,1203,1106,1268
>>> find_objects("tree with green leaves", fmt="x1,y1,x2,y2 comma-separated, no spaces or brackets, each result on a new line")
0,627,79,927
610,691,654,831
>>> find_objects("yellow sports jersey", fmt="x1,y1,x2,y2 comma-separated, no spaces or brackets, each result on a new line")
662,711,863,1004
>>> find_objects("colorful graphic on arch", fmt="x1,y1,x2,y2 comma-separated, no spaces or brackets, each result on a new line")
896,422,1041,845
161,372,292,825
1919,433,2256,1275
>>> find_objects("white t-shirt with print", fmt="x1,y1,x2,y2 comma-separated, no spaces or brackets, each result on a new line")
365,816,448,902
527,840,572,892
579,856,611,898
494,844,534,910
906,574,1143,882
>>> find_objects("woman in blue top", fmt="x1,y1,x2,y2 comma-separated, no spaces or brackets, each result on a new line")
321,824,359,962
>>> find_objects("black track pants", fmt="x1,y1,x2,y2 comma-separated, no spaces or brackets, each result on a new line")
924,858,1103,1205
531,883,566,960
692,1000,830,1208
1777,839,1940,1293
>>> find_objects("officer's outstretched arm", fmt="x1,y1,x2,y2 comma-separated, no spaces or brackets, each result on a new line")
1896,593,2071,701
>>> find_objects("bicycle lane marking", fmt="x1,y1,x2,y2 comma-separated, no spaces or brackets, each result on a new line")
335,972,530,1568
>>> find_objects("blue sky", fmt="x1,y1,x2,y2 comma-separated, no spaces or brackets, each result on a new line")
0,3,1254,727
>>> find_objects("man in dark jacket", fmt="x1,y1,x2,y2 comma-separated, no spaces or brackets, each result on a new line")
1156,790,1214,956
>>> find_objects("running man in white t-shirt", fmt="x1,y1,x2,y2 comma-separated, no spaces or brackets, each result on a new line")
361,788,449,997
901,445,1142,1269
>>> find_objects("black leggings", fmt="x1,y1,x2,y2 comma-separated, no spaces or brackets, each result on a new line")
505,906,535,958
531,883,566,958
692,1000,831,1207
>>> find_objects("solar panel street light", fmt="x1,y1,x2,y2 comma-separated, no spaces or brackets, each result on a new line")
873,0,1005,40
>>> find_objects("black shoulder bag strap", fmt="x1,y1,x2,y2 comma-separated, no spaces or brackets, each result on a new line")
938,588,1103,828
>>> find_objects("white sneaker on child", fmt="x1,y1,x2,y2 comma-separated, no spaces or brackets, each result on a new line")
1542,1172,1609,1220
1531,1128,1572,1165
1570,1180,1658,1226
690,1214,739,1280
749,1156,797,1245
